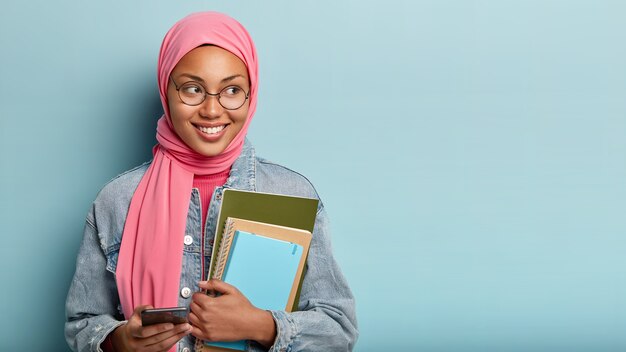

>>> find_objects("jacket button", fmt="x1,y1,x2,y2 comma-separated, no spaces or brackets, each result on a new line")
216,192,222,200
183,235,193,246
180,287,192,299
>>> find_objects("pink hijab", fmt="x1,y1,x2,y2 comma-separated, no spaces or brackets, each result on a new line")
116,12,258,320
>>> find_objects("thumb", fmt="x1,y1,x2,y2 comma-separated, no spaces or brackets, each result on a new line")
200,279,237,295
131,305,153,323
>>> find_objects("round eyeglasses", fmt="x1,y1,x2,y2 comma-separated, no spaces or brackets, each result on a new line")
171,76,249,110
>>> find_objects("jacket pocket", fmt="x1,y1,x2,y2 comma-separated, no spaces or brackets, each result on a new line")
104,241,121,275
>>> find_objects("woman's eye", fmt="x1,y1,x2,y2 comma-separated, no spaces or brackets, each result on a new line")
182,85,203,95
223,86,242,96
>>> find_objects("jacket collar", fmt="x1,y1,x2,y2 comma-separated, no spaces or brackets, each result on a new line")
223,138,256,192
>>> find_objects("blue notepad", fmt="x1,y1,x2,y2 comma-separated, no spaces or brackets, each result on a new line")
207,229,304,351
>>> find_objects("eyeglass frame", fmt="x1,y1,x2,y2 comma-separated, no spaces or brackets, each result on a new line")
169,75,250,110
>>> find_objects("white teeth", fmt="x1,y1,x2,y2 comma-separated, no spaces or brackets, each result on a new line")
198,125,225,135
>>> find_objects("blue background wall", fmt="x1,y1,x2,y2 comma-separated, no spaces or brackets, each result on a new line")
1,1,625,350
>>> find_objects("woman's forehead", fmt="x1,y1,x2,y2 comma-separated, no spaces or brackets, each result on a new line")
172,45,249,80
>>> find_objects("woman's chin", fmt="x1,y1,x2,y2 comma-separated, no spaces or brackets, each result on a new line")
192,142,229,157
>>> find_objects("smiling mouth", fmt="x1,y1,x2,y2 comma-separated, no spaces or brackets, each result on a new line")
195,124,227,135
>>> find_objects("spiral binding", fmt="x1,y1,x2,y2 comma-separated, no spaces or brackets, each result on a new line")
211,218,236,280
195,334,206,351
195,218,236,352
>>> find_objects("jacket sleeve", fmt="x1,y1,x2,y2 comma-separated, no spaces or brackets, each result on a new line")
65,208,125,352
254,203,359,352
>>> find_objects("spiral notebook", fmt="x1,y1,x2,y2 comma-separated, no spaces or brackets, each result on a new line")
207,189,318,311
197,217,312,352
207,189,319,280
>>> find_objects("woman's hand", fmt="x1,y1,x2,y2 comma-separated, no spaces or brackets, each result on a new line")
110,305,192,352
189,280,277,348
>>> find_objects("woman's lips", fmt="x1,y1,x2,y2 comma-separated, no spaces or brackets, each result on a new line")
194,123,228,142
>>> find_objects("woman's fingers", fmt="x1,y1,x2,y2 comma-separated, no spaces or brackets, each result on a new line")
143,323,193,352
188,310,200,325
121,304,192,351
190,325,205,340
128,305,165,338
199,279,238,295
129,305,153,326
191,292,212,310
188,306,212,338
131,322,175,339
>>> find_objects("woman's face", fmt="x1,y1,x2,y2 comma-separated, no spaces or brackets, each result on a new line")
168,45,250,157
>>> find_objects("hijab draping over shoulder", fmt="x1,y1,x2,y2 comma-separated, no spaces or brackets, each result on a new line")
116,11,259,321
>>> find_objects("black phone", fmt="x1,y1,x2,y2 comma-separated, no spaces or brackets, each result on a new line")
141,307,188,326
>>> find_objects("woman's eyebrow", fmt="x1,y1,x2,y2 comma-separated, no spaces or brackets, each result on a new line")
220,74,246,83
178,73,206,82
177,73,246,84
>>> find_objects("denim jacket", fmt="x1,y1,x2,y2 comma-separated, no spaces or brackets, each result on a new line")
65,140,358,352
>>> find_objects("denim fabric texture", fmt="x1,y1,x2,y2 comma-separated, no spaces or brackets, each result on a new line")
65,139,358,352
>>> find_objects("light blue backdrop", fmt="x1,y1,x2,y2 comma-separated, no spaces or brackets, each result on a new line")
1,1,625,351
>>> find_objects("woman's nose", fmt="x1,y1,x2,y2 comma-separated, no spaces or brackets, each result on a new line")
199,94,223,118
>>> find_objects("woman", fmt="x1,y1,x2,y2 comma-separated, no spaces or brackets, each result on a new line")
65,11,358,352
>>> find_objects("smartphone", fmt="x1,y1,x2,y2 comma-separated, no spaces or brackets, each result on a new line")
141,307,188,326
